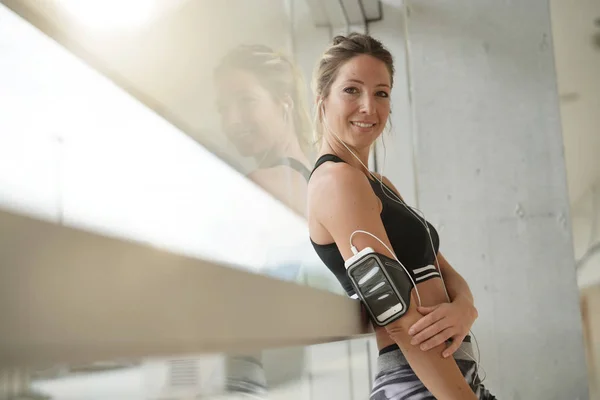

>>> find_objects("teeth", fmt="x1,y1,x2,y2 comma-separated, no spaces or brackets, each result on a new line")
352,122,375,128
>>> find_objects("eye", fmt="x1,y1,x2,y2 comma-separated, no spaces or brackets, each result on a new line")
343,86,359,94
376,91,389,98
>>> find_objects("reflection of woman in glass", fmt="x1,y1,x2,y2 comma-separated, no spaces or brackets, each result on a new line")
214,44,313,217
213,44,312,398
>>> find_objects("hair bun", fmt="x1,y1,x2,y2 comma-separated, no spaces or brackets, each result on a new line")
332,35,347,46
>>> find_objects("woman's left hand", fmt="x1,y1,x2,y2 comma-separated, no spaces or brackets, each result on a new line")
407,297,478,358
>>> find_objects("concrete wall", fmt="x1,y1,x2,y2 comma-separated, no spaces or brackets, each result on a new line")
400,0,589,398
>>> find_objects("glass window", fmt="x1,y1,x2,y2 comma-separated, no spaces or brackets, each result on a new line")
0,2,376,399
0,2,338,291
30,339,375,400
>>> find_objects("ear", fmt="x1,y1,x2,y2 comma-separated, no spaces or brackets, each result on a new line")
315,95,322,107
315,96,325,115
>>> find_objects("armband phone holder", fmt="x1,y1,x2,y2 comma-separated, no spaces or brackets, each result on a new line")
345,248,413,327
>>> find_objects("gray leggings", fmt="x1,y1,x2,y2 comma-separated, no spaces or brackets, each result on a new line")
370,341,496,400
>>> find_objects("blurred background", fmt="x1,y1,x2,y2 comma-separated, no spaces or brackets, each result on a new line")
0,0,598,398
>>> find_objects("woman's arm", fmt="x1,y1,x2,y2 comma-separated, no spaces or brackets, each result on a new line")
437,252,475,305
375,174,478,357
385,312,477,400
409,253,478,356
310,164,476,400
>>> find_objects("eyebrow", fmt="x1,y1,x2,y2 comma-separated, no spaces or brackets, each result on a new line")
345,78,390,88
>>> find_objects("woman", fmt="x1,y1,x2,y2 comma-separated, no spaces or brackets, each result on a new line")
213,44,313,397
307,33,496,399
215,44,313,217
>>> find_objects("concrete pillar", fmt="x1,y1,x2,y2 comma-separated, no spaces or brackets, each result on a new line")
399,0,589,398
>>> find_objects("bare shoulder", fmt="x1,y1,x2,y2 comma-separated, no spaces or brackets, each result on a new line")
308,162,391,259
308,161,377,217
309,161,365,190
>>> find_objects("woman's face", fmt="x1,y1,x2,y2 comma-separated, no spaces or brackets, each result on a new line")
216,68,287,158
321,54,391,151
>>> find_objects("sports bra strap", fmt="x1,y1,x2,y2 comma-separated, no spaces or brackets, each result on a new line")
261,157,311,182
309,154,346,180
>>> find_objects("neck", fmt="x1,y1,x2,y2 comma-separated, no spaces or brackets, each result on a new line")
254,131,309,168
320,139,371,176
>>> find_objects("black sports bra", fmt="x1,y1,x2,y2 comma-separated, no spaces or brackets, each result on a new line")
309,154,441,297
260,157,311,182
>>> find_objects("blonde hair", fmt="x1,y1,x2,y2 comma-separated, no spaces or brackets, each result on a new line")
312,33,395,144
216,44,314,158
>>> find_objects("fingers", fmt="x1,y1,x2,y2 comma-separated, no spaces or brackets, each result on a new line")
419,328,454,351
410,318,451,346
442,334,466,358
408,307,443,336
416,304,440,315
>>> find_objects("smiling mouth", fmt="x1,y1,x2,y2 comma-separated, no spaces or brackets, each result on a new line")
351,121,376,128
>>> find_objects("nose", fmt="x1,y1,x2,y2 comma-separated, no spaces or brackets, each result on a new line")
359,93,376,115
222,103,244,128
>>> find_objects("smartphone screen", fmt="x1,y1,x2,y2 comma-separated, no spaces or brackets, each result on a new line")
348,257,404,323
